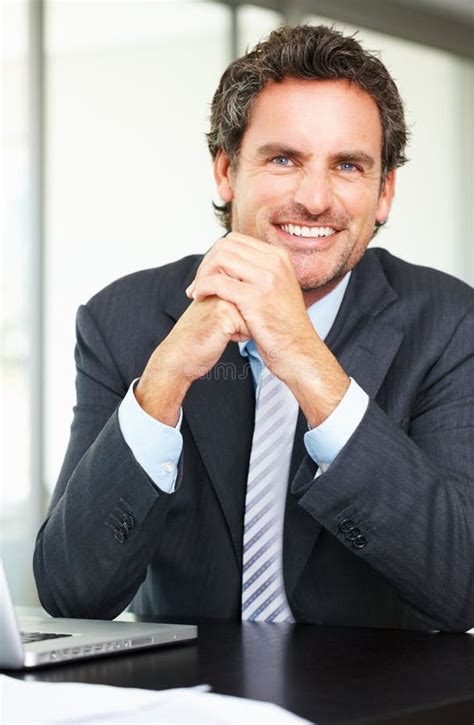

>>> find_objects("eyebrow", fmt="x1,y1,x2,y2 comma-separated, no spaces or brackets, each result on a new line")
332,151,376,169
256,143,307,161
255,143,376,169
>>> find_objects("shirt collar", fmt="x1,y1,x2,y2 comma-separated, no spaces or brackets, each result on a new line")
239,271,351,360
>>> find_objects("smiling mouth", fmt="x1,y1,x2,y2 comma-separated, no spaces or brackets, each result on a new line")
279,223,337,238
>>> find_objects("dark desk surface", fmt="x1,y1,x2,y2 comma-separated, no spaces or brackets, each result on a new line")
13,620,474,724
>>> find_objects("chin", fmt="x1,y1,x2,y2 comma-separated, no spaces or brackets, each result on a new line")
293,260,337,288
296,262,350,292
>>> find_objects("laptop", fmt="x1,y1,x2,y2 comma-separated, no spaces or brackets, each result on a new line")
0,560,197,669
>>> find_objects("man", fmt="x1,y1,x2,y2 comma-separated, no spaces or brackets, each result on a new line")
34,26,473,631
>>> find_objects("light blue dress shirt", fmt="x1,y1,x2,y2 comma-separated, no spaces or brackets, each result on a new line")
118,272,369,492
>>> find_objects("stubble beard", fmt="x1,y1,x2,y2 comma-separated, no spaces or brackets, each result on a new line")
264,227,360,294
260,208,358,292
294,245,355,292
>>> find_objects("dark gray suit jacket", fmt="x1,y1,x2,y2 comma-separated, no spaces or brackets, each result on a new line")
34,248,474,631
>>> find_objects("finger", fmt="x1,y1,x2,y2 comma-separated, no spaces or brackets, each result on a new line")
205,234,276,277
229,332,251,343
202,250,270,289
189,243,280,297
215,299,251,339
193,274,251,307
225,232,275,253
225,232,292,265
228,311,251,340
220,234,278,266
220,237,293,286
186,233,288,299
186,250,245,298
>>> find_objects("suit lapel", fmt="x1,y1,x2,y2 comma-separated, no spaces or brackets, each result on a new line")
182,347,255,571
284,250,405,599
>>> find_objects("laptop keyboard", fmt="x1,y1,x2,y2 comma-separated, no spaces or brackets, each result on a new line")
20,631,73,644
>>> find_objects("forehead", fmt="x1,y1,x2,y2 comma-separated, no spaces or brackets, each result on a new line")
242,77,383,159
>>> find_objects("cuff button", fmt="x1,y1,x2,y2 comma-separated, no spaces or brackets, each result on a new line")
353,535,368,549
113,528,126,544
339,519,354,533
121,512,135,529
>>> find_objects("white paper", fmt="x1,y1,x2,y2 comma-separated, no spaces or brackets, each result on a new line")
0,675,308,724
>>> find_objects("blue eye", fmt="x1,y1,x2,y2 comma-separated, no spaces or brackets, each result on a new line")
271,156,292,166
339,162,358,172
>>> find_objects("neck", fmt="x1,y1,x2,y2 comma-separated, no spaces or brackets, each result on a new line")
302,277,343,308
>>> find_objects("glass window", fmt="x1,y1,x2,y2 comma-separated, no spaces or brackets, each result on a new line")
1,0,30,519
1,0,37,602
44,1,231,491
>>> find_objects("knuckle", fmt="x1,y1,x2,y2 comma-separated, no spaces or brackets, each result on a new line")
262,270,275,289
215,236,231,253
214,297,231,315
204,240,222,265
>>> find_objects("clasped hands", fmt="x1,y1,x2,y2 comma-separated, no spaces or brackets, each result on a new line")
185,233,350,426
186,233,312,375
136,232,349,427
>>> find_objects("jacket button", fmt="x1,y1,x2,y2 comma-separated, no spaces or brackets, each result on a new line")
339,519,354,533
346,527,361,541
353,535,368,549
113,528,126,544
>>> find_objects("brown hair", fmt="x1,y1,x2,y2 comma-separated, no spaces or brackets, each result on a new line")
207,24,408,230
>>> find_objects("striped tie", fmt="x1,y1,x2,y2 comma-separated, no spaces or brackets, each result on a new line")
241,365,298,622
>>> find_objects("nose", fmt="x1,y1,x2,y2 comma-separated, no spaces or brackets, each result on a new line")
292,169,333,216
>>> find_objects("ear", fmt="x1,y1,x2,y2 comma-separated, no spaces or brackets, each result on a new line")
375,169,396,224
213,149,234,203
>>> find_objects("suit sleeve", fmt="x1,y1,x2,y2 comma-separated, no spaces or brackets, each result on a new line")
294,304,474,632
118,380,183,492
33,304,181,619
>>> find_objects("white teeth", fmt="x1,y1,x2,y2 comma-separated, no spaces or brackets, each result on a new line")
281,224,336,238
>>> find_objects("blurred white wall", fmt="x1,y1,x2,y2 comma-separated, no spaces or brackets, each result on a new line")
1,0,35,602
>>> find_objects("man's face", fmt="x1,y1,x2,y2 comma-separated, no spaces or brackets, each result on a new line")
214,78,396,295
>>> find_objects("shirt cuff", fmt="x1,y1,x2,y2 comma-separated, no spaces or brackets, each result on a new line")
118,378,183,493
304,378,369,468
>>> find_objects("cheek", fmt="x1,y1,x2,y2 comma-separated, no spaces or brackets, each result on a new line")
337,183,380,222
245,173,296,206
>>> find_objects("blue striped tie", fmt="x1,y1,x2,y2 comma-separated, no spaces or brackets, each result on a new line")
241,366,298,622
